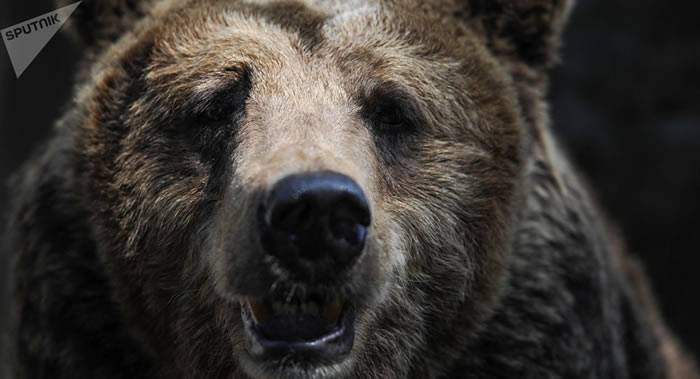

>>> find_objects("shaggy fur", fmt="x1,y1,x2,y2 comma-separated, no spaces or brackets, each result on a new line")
5,0,699,377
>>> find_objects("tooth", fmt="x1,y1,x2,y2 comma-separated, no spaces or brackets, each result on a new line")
323,300,343,323
245,299,271,324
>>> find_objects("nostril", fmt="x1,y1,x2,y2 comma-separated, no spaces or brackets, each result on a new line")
329,202,370,248
267,196,313,234
328,222,368,251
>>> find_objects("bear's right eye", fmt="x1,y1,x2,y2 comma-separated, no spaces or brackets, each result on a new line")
162,68,252,158
190,68,252,126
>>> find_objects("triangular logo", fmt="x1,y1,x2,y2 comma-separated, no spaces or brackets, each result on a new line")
1,1,81,78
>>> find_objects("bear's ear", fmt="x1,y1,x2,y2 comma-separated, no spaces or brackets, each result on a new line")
56,0,152,49
461,0,574,69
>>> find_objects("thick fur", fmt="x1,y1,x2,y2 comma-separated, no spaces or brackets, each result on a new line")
6,0,699,378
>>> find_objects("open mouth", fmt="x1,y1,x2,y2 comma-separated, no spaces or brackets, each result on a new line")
240,291,355,364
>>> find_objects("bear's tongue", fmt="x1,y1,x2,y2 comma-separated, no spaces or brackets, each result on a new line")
242,298,344,341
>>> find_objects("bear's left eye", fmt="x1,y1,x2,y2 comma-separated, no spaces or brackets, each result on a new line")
365,91,422,135
374,99,406,129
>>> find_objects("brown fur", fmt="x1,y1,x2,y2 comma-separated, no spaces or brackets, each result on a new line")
7,0,698,378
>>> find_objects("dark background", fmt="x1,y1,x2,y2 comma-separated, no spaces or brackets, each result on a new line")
1,0,699,361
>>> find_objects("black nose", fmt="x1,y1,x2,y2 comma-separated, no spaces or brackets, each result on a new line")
259,171,371,280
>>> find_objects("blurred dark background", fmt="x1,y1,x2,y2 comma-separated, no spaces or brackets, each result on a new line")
1,0,699,360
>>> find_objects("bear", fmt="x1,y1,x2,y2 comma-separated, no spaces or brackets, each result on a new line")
4,0,699,377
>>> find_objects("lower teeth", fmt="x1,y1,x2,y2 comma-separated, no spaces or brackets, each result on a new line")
323,301,343,322
270,301,321,316
244,299,344,324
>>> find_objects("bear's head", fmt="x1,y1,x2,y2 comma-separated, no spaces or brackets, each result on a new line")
64,0,572,377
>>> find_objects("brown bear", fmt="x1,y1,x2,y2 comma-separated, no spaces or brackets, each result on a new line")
5,0,699,378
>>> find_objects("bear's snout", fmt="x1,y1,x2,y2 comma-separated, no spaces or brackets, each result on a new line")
259,171,371,282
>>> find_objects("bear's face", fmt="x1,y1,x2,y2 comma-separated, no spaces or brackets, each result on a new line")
73,0,567,377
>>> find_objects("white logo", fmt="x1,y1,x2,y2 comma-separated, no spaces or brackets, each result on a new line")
2,2,81,78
